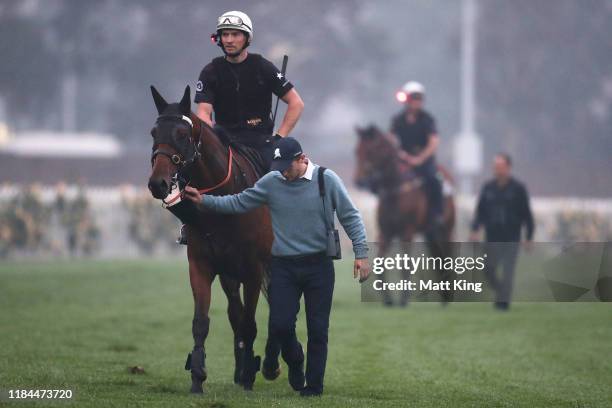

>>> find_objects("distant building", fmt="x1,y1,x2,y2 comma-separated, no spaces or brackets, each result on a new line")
0,131,148,186
0,131,121,158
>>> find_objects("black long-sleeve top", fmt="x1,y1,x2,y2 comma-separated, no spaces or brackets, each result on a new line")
471,177,534,242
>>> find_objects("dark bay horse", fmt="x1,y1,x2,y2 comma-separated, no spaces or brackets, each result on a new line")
354,125,456,304
147,85,273,392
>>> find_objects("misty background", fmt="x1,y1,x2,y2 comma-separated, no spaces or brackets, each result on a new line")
1,0,610,196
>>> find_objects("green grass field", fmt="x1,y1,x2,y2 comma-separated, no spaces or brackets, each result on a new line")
1,259,610,407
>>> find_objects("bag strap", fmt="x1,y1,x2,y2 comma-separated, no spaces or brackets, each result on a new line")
318,166,326,197
318,166,334,230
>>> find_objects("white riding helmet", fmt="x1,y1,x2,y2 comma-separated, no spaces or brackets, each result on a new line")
396,81,426,103
401,81,425,96
216,11,253,43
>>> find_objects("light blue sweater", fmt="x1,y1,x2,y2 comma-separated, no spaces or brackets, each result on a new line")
201,164,368,258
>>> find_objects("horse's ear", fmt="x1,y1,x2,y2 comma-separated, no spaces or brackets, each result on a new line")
355,125,365,138
179,85,191,115
150,85,168,114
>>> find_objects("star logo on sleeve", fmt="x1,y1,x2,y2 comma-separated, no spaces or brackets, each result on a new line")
276,72,283,80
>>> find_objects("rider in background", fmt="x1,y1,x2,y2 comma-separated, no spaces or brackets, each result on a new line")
195,10,304,168
390,81,443,235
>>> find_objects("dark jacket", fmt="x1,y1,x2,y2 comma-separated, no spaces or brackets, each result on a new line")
471,177,534,242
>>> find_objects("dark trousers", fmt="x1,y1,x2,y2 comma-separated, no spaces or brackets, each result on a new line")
266,254,335,393
415,159,443,223
484,242,520,304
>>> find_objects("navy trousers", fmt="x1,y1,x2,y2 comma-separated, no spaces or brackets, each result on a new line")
266,254,335,393
484,242,520,304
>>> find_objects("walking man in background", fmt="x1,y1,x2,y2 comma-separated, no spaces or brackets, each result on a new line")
182,137,369,396
470,153,534,310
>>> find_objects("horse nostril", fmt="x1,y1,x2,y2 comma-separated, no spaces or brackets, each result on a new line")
148,178,170,199
159,179,168,192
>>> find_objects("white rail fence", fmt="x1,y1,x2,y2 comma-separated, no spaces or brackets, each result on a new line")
1,185,610,259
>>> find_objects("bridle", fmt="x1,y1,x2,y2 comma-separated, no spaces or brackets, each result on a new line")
150,114,234,205
151,114,200,168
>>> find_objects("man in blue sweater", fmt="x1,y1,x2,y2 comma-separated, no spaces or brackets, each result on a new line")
182,137,369,396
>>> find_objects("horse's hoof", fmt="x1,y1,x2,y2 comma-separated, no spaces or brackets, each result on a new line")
239,354,260,387
242,382,254,391
234,367,242,385
234,376,243,385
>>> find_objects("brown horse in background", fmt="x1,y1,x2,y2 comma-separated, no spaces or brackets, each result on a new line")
354,125,456,304
147,85,273,393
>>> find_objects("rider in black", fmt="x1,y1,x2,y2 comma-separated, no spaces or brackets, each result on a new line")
178,10,304,245
195,10,304,170
390,81,444,234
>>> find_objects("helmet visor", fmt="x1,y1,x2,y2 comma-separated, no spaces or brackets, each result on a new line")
217,15,251,31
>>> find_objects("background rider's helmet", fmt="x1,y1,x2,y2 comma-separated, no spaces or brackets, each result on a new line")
396,81,426,103
214,11,253,45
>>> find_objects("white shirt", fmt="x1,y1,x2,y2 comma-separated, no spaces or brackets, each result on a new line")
301,159,315,181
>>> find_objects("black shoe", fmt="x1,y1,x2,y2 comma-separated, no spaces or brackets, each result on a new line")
177,224,188,245
288,360,305,391
300,387,322,397
262,357,281,381
494,301,510,311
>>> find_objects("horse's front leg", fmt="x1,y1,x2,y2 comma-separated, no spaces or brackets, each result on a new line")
238,263,263,390
219,274,245,385
185,254,214,394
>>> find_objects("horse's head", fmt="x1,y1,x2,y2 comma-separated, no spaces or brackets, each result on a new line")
148,85,200,200
354,124,398,192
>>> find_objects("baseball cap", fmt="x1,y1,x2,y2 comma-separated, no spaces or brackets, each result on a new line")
270,137,303,173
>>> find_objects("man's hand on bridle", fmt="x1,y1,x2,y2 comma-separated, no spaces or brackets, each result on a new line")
181,185,201,205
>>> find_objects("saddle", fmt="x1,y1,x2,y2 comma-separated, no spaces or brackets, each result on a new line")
214,126,268,179
396,163,453,196
396,163,423,193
